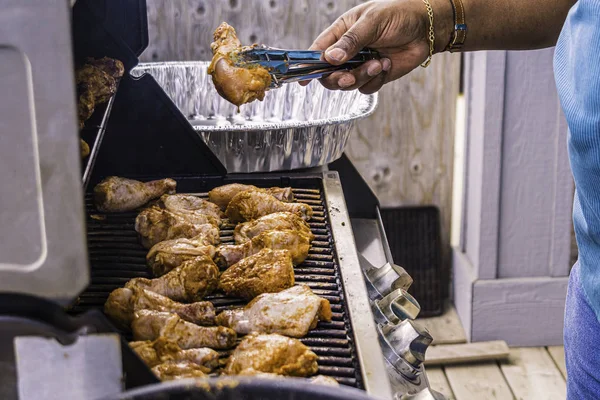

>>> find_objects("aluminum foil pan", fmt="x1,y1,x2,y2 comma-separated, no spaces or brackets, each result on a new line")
132,61,378,173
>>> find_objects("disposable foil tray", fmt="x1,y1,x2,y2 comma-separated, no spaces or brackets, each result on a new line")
132,62,378,173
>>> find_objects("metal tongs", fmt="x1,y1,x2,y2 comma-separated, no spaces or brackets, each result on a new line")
236,46,380,88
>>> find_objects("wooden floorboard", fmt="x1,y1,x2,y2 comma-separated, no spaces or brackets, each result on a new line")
426,367,456,399
445,362,514,399
499,348,566,400
425,340,510,366
547,346,567,380
418,303,468,345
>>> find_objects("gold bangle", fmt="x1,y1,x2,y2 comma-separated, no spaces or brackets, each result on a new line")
421,0,435,68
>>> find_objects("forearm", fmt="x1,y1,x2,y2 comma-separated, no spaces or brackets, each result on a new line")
431,0,577,53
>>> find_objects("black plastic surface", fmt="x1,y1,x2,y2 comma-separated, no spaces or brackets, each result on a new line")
379,207,445,317
0,293,157,398
328,154,379,219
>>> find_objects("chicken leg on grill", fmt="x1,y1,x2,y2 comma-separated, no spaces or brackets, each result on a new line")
226,191,313,223
132,310,237,350
160,194,224,226
135,207,219,249
130,337,219,370
146,236,217,276
127,256,219,302
218,249,295,299
208,184,294,211
104,286,215,329
94,177,177,212
234,212,314,244
224,333,318,377
215,229,312,268
152,361,207,381
216,285,331,337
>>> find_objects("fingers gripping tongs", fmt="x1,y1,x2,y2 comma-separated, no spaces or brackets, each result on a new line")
235,46,380,88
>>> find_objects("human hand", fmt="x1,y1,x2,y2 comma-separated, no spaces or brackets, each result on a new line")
305,0,449,94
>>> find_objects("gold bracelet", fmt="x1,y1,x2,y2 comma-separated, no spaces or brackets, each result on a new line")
421,0,435,68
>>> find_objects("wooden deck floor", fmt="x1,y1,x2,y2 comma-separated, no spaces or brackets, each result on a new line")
419,305,567,399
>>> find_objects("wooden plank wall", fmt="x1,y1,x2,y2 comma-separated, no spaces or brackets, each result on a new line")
141,0,460,270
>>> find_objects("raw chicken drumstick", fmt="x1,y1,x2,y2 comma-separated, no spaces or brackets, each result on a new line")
226,190,312,223
127,256,219,302
135,207,219,249
130,337,219,370
208,22,272,107
146,236,217,276
208,184,294,211
104,286,215,329
216,285,332,338
224,333,318,377
215,229,312,268
94,177,176,212
132,310,237,350
218,249,295,300
234,212,314,244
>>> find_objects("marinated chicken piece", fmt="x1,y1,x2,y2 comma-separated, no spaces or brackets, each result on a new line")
208,22,272,107
94,176,177,212
216,285,331,338
215,229,312,268
127,256,219,302
152,361,207,381
224,333,318,377
85,57,125,79
77,82,95,127
104,286,215,329
132,310,237,350
208,184,294,211
310,376,339,386
80,139,90,158
234,212,314,244
160,194,224,226
130,337,219,370
226,191,313,223
75,63,117,104
218,249,294,299
146,236,217,276
135,207,219,249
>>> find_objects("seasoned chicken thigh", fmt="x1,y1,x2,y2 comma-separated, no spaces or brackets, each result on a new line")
226,190,312,222
104,286,215,329
224,333,318,377
135,207,219,249
215,229,312,268
216,285,331,337
132,310,237,350
130,337,219,370
218,249,295,299
75,64,116,104
160,194,223,226
85,57,125,79
234,212,314,244
152,361,207,381
208,22,272,107
94,177,176,212
146,236,217,276
127,256,219,302
208,184,294,211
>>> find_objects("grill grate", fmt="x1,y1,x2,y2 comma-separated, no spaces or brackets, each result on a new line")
74,182,363,388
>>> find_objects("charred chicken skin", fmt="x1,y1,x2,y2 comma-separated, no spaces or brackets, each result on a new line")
146,236,217,276
218,249,295,300
132,310,237,350
215,285,332,337
215,229,312,268
104,286,215,329
226,190,313,223
130,337,219,371
135,206,219,249
94,177,177,212
224,333,318,377
207,22,272,107
208,184,294,211
127,256,219,302
234,212,314,244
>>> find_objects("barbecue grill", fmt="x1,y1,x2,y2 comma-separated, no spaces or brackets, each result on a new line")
0,1,441,399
